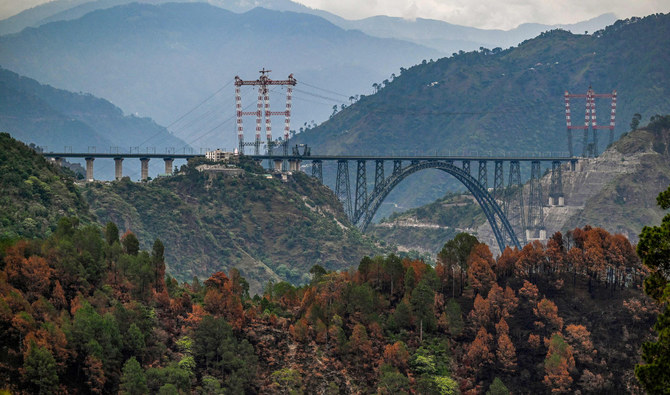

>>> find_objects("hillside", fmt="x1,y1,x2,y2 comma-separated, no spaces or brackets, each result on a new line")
83,157,386,293
370,193,486,256
0,2,440,150
372,116,670,255
0,132,94,239
293,14,670,213
0,220,658,393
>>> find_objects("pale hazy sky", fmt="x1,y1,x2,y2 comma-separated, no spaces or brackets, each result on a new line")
2,0,670,29
295,0,670,30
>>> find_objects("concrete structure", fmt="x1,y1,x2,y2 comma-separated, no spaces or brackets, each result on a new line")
114,158,123,180
205,149,236,162
288,159,301,172
196,164,244,177
85,157,94,182
140,158,150,181
274,160,283,171
164,158,174,175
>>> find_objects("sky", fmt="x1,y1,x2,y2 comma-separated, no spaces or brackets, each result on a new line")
295,0,670,30
1,0,669,29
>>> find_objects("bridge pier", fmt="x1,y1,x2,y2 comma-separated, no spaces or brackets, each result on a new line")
478,160,488,189
164,158,174,175
288,159,301,172
53,157,63,167
462,160,470,175
374,160,384,193
140,158,150,181
493,160,504,201
549,161,564,206
311,160,323,182
85,157,94,182
335,160,352,218
274,160,283,172
114,157,123,180
526,161,546,240
354,160,368,219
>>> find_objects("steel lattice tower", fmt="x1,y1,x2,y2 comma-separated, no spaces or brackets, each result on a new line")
526,161,545,239
235,69,296,155
564,87,616,157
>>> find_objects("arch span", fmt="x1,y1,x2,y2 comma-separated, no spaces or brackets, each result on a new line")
356,161,521,252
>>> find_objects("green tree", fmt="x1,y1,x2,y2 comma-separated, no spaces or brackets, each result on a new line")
23,344,59,395
122,231,140,256
411,280,436,340
105,222,119,245
486,377,510,395
120,357,148,395
438,233,479,296
270,368,304,394
377,364,410,394
630,113,642,131
635,185,670,393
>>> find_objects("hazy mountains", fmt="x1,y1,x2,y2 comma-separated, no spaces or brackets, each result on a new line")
0,2,440,150
0,67,189,179
292,13,670,215
1,0,617,55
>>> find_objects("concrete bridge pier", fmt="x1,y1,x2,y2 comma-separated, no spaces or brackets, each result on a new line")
85,157,94,182
289,159,301,172
140,158,150,181
164,158,174,175
274,160,283,172
114,158,123,180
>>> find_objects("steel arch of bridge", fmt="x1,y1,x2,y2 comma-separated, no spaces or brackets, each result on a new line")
354,160,521,252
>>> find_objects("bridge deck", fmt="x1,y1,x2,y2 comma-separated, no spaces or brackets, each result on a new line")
43,152,577,162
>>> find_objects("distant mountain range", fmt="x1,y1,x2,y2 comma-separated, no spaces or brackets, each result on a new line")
292,13,670,217
0,0,617,54
0,2,441,150
0,67,189,179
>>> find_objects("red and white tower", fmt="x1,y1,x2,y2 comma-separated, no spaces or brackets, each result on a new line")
234,69,297,155
564,87,616,157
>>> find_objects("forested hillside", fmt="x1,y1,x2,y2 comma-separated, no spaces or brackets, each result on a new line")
0,219,658,393
294,13,670,212
83,157,385,293
0,132,94,239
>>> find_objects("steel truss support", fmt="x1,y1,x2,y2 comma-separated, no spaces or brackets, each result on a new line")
335,160,352,219
374,160,385,193
478,160,488,189
526,160,545,239
393,160,402,175
354,160,368,220
493,160,504,201
505,161,526,245
311,160,323,182
462,160,470,176
549,161,564,205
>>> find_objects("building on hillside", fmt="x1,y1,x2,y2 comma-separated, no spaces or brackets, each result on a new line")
206,149,238,162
